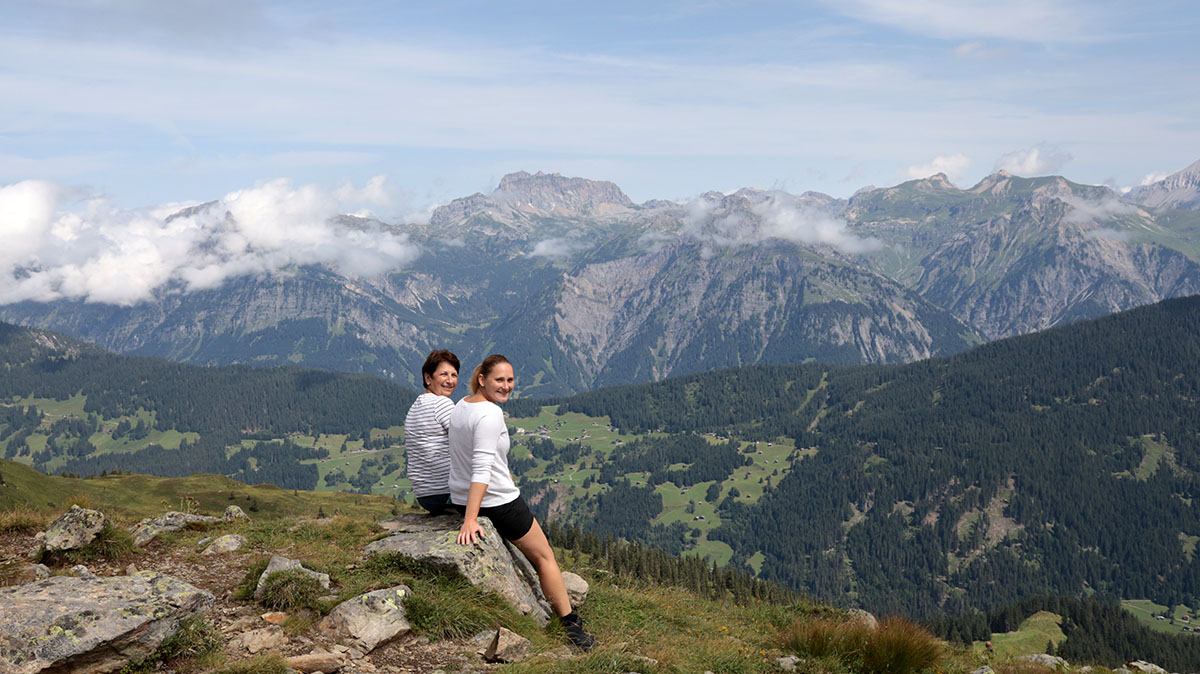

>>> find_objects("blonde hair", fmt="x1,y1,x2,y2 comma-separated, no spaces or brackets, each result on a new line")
470,354,511,394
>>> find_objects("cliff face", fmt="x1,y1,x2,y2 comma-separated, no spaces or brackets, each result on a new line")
3,167,1200,394
1127,159,1200,210
846,171,1200,340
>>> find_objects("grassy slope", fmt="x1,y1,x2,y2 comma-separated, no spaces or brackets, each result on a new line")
2,463,1110,674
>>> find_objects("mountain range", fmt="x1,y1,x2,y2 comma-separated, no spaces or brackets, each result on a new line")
3,163,1200,395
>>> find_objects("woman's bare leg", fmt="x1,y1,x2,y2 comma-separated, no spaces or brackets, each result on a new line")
511,518,571,617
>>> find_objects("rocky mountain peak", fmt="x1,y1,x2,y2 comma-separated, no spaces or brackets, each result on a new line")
1126,158,1200,210
969,171,1015,195
494,171,633,211
429,171,634,228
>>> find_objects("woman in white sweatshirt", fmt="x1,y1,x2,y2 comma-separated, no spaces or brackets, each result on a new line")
447,354,594,651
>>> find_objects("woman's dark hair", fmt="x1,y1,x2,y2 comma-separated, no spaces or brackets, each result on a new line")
470,354,511,394
421,350,460,389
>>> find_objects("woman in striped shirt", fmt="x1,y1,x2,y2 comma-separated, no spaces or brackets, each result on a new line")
404,350,459,514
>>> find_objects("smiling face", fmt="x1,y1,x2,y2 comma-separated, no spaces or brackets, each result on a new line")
477,362,514,404
424,361,458,397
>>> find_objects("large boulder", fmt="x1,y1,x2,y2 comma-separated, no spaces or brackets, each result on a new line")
318,584,413,652
202,534,247,555
129,511,220,546
253,556,331,600
363,513,550,623
1017,654,1068,669
0,571,214,674
42,505,107,554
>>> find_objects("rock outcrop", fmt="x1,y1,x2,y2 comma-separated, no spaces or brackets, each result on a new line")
38,504,107,555
129,511,220,546
0,571,214,674
319,585,413,652
365,513,551,623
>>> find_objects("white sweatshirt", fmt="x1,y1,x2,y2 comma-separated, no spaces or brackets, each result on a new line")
447,398,520,508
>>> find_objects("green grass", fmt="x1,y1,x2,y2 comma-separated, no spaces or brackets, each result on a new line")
975,611,1065,656
1121,599,1200,635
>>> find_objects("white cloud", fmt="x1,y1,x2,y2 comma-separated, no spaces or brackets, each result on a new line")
823,0,1099,43
1138,171,1172,186
1059,194,1139,225
529,237,581,258
676,191,881,253
753,195,883,253
995,146,1073,176
905,154,971,182
0,176,420,306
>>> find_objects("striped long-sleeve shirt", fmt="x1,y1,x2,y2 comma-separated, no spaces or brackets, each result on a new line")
404,392,455,497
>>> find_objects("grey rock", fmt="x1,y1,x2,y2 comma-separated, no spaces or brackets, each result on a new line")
971,667,995,674
562,571,589,607
1017,654,1068,668
318,585,413,653
224,505,251,521
42,504,107,554
203,534,248,555
285,651,344,673
129,511,220,546
471,626,531,663
777,655,801,671
70,564,95,578
0,570,214,674
846,608,878,631
362,513,550,623
228,625,287,654
1128,661,1168,674
254,556,331,600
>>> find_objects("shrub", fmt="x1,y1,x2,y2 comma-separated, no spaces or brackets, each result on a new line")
0,507,47,533
213,654,290,674
403,575,514,640
861,618,945,674
781,616,873,662
232,558,272,601
257,569,324,611
781,615,946,674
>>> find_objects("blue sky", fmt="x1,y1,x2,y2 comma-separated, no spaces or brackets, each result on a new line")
2,0,1199,216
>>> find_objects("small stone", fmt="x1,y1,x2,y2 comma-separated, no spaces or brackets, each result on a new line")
253,555,331,599
472,627,531,663
562,571,589,607
262,611,289,624
203,534,248,555
196,537,212,547
125,563,139,575
778,655,801,672
228,625,287,654
70,564,95,578
285,652,344,673
846,608,878,631
224,504,251,521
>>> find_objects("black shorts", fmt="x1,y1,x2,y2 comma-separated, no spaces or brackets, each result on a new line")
453,496,535,541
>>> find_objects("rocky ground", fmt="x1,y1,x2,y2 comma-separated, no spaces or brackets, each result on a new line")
0,511,562,674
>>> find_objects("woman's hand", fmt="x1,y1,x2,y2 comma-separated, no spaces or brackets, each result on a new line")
457,518,484,545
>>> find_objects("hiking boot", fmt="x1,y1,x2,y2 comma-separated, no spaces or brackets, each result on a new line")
560,612,595,651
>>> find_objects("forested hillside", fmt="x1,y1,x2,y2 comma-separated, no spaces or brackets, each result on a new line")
554,295,1200,616
6,295,1200,620
0,322,417,490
